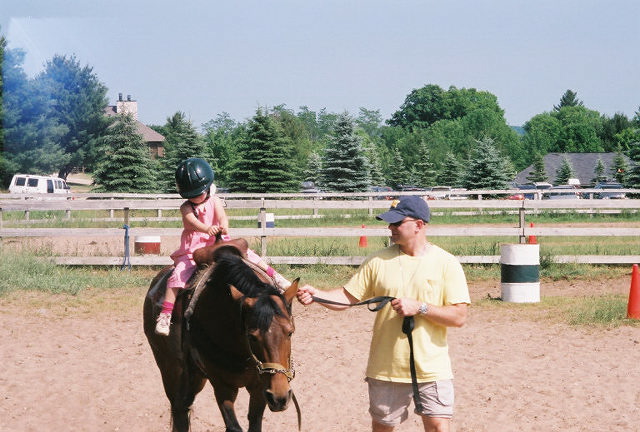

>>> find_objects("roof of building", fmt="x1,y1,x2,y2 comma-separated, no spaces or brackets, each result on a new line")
515,152,634,186
104,106,165,143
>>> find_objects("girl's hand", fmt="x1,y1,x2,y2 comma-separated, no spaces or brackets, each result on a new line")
207,225,221,236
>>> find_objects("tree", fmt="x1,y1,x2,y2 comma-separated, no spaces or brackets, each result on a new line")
303,151,322,184
611,148,629,184
92,113,157,192
387,147,409,189
34,55,110,178
625,141,640,189
230,109,299,192
3,49,72,183
462,138,514,190
436,152,464,187
411,140,437,188
554,157,575,185
320,113,371,192
202,112,246,187
553,89,583,111
526,152,548,183
158,112,206,193
592,158,607,184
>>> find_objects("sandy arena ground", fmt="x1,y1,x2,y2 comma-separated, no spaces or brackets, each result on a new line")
1,272,639,432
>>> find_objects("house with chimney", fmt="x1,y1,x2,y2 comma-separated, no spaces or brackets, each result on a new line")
104,93,165,158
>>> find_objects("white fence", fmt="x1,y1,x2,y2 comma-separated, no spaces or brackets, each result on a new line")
1,191,640,266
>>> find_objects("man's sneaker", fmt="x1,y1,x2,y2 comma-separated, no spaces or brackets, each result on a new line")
273,273,291,292
155,312,172,336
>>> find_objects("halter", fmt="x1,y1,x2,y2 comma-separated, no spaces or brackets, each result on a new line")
238,293,296,382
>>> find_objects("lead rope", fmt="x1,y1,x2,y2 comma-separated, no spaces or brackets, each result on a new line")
311,296,422,412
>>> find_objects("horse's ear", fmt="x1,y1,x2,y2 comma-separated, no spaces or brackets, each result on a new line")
283,278,299,304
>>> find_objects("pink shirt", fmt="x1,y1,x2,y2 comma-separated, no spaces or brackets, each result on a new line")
170,197,220,261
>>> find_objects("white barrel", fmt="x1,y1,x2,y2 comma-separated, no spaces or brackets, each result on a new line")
500,244,540,303
134,236,161,255
258,212,275,228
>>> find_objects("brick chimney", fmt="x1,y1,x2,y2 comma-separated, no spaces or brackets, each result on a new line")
115,93,138,119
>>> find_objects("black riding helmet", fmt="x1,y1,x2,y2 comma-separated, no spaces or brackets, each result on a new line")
175,158,215,198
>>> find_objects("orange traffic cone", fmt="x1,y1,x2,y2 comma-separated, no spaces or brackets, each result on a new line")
627,264,640,319
528,222,537,244
359,224,368,248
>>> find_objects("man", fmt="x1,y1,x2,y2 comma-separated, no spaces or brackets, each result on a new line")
297,195,470,432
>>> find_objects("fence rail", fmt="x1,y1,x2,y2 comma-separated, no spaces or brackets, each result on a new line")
1,192,640,266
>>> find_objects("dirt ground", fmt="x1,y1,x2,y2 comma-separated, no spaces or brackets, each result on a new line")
1,272,639,432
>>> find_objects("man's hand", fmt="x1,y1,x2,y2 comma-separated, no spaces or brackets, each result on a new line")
296,284,317,305
391,298,422,316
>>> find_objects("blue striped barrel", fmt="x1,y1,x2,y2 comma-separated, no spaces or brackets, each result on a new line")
500,244,540,303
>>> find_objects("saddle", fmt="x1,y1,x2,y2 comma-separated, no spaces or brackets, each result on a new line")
184,238,250,321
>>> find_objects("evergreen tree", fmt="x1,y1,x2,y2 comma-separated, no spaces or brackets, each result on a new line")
361,138,385,186
553,89,583,111
611,147,628,184
625,140,640,188
303,151,323,184
319,113,370,192
230,109,299,192
412,140,438,188
462,138,514,190
387,147,408,189
92,113,157,192
158,112,206,193
526,152,548,183
591,158,607,184
554,157,575,185
436,152,464,187
34,54,110,178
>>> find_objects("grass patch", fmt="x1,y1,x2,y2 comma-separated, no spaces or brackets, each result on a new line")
0,250,149,296
564,295,635,327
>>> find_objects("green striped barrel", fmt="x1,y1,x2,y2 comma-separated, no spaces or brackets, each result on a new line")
500,244,540,303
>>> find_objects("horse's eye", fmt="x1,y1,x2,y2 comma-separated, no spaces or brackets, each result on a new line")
247,331,259,342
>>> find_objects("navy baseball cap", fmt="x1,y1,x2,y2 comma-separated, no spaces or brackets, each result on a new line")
376,195,431,223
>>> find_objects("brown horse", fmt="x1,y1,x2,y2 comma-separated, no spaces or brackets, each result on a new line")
143,242,299,432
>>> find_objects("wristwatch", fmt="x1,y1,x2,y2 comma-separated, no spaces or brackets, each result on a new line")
418,302,429,315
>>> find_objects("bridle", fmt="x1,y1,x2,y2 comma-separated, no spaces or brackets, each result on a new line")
240,297,296,382
239,292,301,430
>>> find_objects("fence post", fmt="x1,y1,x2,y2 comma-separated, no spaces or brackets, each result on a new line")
368,196,373,217
124,207,130,226
518,207,526,244
258,207,267,257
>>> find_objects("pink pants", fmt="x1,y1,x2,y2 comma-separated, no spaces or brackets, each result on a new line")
167,247,264,290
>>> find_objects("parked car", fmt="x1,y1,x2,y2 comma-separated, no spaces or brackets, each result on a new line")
507,184,537,200
368,186,395,200
426,185,451,200
448,188,469,200
8,174,71,198
544,185,582,200
300,181,324,195
593,182,626,199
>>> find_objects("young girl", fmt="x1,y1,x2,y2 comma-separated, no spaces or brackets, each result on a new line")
155,157,291,336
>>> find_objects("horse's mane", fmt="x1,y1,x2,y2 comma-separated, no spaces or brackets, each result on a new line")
213,254,288,331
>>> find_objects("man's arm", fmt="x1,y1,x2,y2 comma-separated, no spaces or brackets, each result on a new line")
297,284,359,311
391,298,468,328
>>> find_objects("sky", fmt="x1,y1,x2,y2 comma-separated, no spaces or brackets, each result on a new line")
3,0,639,130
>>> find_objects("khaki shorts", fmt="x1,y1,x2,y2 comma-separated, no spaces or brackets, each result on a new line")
366,378,454,426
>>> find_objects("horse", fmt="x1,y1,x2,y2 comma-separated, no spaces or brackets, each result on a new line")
143,240,299,432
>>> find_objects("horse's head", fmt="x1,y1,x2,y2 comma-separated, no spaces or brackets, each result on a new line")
230,279,298,412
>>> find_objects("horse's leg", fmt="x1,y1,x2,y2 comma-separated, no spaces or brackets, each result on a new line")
246,383,267,432
211,383,243,432
170,369,207,432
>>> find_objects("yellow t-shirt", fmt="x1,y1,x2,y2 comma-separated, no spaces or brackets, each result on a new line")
344,243,470,383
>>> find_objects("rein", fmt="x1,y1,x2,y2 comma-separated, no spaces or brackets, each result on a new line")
311,295,423,412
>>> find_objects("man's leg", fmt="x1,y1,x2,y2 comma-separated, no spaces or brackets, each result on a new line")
372,420,394,432
421,416,450,432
